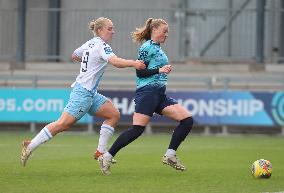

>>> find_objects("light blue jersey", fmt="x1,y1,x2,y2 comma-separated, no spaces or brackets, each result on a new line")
72,37,115,91
136,40,169,88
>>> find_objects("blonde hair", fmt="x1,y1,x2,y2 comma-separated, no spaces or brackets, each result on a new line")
131,18,168,43
89,17,112,36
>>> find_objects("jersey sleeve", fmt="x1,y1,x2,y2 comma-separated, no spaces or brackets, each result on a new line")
136,68,159,78
73,41,90,58
138,45,154,67
73,46,84,58
98,43,115,61
136,45,159,78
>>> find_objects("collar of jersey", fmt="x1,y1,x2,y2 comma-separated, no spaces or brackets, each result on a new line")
150,40,160,46
94,36,104,42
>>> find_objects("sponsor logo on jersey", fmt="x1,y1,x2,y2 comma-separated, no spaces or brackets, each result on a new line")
104,47,113,54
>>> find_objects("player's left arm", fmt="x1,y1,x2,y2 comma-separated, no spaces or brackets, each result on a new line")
136,68,158,78
72,43,87,62
71,54,81,62
136,65,172,78
136,46,172,78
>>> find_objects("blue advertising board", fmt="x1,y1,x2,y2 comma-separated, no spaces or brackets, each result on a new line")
99,90,284,126
0,88,283,126
0,88,91,123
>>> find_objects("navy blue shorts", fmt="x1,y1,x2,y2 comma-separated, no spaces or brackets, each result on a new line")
134,83,177,117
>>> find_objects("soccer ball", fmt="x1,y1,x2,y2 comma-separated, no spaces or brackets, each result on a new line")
251,159,272,178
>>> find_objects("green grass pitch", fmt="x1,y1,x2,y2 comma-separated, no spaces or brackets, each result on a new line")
0,132,284,193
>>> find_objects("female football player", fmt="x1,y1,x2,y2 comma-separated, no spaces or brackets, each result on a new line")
99,18,193,175
20,17,145,166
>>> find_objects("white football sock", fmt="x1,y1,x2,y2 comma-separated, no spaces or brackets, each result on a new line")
97,124,114,153
103,152,113,161
165,149,176,157
27,127,53,152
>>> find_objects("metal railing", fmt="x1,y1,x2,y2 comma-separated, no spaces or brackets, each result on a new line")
1,73,283,91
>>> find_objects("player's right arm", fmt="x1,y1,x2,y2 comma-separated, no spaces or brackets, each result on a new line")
108,56,145,70
98,42,146,70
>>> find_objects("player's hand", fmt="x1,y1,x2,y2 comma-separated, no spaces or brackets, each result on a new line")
134,60,146,70
159,65,172,74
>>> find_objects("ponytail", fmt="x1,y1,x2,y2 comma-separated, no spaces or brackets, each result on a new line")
131,18,168,44
131,18,153,43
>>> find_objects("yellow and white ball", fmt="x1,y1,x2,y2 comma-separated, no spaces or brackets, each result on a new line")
251,159,272,178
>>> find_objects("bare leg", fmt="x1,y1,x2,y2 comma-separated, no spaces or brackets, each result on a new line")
94,100,120,154
98,113,151,175
21,112,76,166
47,112,77,136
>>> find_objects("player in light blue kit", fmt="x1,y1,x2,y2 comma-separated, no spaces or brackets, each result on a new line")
99,18,194,175
20,17,145,167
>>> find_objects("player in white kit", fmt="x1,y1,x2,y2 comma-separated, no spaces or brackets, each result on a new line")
20,17,145,167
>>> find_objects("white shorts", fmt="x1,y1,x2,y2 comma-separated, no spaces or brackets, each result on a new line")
64,83,107,120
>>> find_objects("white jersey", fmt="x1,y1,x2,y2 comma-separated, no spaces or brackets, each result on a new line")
72,37,115,91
